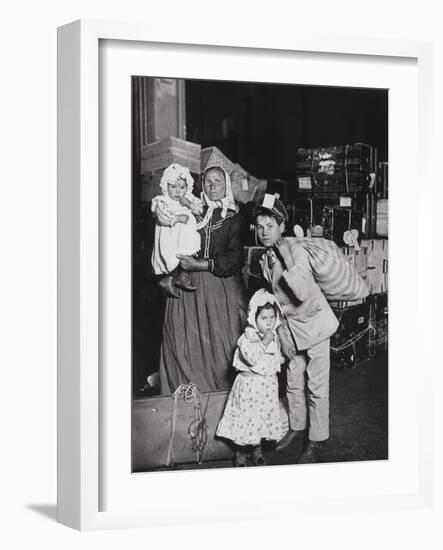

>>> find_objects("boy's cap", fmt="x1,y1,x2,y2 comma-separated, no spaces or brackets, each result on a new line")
253,193,288,224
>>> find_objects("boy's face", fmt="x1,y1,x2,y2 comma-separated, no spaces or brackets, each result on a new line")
256,307,277,333
256,215,284,248
168,178,187,200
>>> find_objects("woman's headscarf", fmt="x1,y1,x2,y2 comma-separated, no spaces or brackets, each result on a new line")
159,163,195,199
247,289,282,332
197,166,237,229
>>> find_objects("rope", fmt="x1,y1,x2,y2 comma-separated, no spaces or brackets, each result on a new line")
188,392,211,464
166,382,209,467
330,321,377,353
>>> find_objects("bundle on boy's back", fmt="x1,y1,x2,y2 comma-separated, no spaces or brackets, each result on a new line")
286,236,369,302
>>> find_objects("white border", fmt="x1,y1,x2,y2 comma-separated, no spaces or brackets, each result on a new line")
57,19,433,531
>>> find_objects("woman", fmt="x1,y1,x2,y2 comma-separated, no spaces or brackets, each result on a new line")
154,165,247,394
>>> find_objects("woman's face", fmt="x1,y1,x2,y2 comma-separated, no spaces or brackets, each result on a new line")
203,169,226,201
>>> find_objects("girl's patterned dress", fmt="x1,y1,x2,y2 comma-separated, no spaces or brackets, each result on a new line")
216,325,284,446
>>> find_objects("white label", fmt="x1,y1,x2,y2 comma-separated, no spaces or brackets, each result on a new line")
241,178,249,191
340,196,352,207
298,176,312,190
262,193,276,209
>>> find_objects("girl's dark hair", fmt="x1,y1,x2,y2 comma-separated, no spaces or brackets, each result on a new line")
255,302,278,321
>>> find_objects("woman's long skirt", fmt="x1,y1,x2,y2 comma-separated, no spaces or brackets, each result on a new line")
159,271,247,394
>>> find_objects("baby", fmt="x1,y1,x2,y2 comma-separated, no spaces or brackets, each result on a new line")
151,163,203,298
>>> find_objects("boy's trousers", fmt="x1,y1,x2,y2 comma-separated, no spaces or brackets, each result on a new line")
286,338,330,441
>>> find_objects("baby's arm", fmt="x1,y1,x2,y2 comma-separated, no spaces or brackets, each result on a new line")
152,198,174,227
157,200,190,226
180,196,204,215
174,213,190,224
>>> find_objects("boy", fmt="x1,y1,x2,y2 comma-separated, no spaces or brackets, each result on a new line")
253,195,339,463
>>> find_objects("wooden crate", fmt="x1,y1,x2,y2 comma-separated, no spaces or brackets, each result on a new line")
376,199,388,237
142,137,201,175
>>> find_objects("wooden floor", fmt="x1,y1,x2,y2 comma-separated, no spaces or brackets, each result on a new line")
149,351,388,471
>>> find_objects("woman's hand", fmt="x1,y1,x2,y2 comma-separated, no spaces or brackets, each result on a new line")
177,255,208,272
274,238,295,270
154,204,174,227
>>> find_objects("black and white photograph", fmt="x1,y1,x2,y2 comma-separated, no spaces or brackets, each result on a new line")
131,76,388,472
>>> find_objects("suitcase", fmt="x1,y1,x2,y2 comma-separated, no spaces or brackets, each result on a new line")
331,302,372,365
296,143,377,174
361,238,388,294
376,199,388,237
296,171,370,195
374,293,388,352
133,389,233,470
377,161,389,199
321,206,363,246
286,198,329,237
132,387,290,470
331,345,357,370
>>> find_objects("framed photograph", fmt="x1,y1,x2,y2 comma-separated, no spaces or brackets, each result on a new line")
57,19,433,530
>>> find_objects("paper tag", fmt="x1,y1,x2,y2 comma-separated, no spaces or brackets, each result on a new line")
298,176,312,190
340,196,352,207
343,230,353,246
362,216,367,235
351,229,360,251
241,178,249,191
262,193,276,209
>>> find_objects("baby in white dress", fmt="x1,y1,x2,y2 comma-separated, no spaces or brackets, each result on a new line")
151,163,203,298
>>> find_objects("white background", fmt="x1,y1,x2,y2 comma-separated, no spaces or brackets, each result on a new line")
1,0,441,548
101,40,420,514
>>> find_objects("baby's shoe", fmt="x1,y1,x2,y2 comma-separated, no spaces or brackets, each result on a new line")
174,269,197,292
158,275,180,299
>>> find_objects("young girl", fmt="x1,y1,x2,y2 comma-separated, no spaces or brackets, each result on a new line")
151,163,203,298
216,289,284,466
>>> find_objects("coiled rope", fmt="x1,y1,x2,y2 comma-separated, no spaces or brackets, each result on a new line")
166,383,210,467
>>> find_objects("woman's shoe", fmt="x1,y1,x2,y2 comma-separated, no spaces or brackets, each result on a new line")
251,446,266,466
